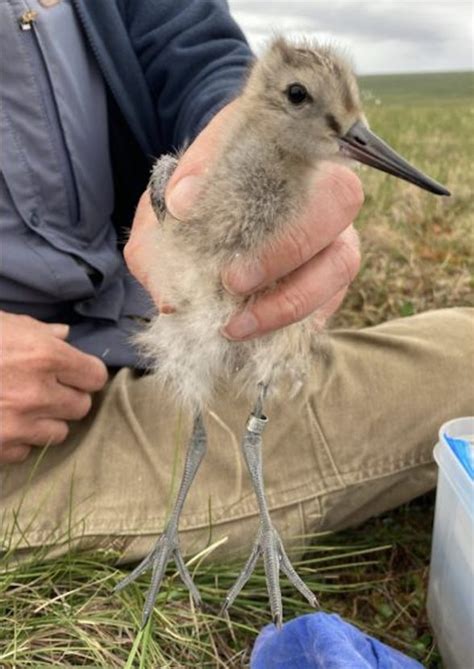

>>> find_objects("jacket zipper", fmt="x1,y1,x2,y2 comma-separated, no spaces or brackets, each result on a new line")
19,7,81,224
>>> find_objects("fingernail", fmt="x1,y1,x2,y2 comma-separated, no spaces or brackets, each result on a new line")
48,323,70,338
166,175,203,220
223,261,266,295
222,311,259,340
160,303,176,315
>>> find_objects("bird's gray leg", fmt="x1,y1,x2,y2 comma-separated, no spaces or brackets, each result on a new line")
114,412,207,627
222,384,318,627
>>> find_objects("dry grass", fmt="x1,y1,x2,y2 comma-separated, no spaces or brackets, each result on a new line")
1,71,473,668
334,75,473,328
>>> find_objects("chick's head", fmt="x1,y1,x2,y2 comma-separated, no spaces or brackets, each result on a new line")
244,37,367,163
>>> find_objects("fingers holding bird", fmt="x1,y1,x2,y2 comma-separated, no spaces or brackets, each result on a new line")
125,102,240,313
222,224,361,340
222,162,363,295
125,107,363,337
221,163,363,340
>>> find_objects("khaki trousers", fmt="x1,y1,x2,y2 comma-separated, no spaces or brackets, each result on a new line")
1,308,473,564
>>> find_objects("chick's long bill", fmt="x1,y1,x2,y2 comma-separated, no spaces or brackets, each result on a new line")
115,38,450,628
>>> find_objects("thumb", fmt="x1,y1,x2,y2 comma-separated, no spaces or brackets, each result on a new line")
165,99,240,220
47,323,70,339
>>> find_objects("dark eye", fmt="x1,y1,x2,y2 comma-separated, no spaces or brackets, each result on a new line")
286,83,310,105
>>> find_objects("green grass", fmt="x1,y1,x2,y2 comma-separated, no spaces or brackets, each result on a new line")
1,71,473,667
0,499,438,667
359,70,474,106
334,70,474,329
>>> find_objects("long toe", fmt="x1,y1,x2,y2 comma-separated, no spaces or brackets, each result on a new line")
278,538,319,609
262,528,283,628
114,540,161,593
174,548,202,608
222,524,318,626
115,528,202,627
141,539,172,627
221,534,261,615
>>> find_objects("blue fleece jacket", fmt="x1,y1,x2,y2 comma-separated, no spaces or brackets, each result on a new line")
0,0,253,366
73,0,253,219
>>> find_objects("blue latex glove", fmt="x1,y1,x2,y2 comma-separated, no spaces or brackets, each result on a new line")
251,613,423,669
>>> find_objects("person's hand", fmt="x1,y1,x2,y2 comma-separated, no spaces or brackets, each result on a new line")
125,101,363,338
0,312,108,464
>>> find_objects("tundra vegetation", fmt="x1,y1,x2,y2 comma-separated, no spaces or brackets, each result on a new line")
1,70,472,668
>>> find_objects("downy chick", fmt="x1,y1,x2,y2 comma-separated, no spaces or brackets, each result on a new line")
140,37,448,409
116,37,449,628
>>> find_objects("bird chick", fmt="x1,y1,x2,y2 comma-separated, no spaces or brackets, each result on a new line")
141,39,363,409
139,36,447,409
116,37,450,628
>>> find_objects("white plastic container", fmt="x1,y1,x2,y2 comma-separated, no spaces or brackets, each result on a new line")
427,417,474,669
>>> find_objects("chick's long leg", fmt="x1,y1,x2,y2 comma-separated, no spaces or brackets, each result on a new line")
115,413,207,627
222,384,318,627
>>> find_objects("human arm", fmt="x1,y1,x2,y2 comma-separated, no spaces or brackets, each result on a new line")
122,0,253,148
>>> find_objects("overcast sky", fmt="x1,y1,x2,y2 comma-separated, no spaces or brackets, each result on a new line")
228,0,473,74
